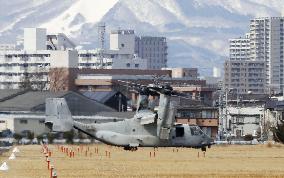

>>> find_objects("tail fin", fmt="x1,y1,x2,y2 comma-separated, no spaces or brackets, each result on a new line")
45,98,73,132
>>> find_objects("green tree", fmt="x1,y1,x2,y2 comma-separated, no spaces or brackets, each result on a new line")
63,130,75,144
47,133,55,144
13,133,22,140
27,132,34,140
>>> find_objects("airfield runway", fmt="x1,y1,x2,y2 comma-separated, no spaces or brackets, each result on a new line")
0,144,284,178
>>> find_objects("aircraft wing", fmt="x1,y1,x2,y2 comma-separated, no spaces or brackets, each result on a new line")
157,94,176,139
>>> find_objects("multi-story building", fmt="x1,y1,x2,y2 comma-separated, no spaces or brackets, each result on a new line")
79,30,148,69
249,17,284,93
0,28,78,90
78,49,147,69
0,44,16,51
224,60,266,94
135,36,167,69
225,17,284,94
226,106,262,138
0,28,168,90
163,68,198,79
229,34,250,61
225,33,266,94
176,106,219,139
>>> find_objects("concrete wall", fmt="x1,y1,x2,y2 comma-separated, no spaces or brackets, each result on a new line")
110,30,135,54
24,28,46,51
0,116,47,136
50,50,78,68
14,118,47,136
0,117,14,132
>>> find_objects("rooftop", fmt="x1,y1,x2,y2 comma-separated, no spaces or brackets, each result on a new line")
0,90,115,115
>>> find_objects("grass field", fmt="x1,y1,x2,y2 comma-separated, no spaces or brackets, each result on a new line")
1,143,284,178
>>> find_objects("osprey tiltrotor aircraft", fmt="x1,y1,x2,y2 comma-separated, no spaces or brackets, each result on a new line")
45,84,213,151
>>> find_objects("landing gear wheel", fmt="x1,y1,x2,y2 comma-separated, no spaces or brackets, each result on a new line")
131,147,138,151
124,146,138,151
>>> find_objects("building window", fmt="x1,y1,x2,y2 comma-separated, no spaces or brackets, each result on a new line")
126,63,130,67
121,43,125,48
135,64,139,68
20,119,28,124
0,120,5,123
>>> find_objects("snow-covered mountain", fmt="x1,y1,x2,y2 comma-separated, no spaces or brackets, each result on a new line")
0,0,283,75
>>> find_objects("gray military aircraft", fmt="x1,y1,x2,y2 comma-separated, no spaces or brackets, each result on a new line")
45,84,213,151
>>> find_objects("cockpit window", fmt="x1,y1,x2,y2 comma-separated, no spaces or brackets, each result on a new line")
190,126,203,136
138,95,149,111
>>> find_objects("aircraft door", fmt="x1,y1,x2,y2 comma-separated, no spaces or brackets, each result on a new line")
171,126,186,146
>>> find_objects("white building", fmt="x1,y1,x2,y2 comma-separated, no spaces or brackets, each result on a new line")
79,29,148,69
135,36,167,69
0,115,47,136
229,34,250,61
110,30,135,54
78,49,147,69
0,28,168,89
47,33,76,51
0,44,16,51
226,106,262,138
249,17,284,94
0,28,78,90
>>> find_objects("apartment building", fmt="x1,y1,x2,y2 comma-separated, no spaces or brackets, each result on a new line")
229,34,250,61
78,49,147,69
0,28,78,90
79,30,148,69
249,17,284,93
0,28,167,90
225,33,266,94
224,17,284,94
224,60,266,94
176,106,219,139
135,36,167,69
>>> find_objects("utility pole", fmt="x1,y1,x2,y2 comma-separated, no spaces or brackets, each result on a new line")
218,90,223,140
225,88,228,137
98,22,106,69
118,93,122,112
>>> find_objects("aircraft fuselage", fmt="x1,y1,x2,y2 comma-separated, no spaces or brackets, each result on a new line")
74,118,213,149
